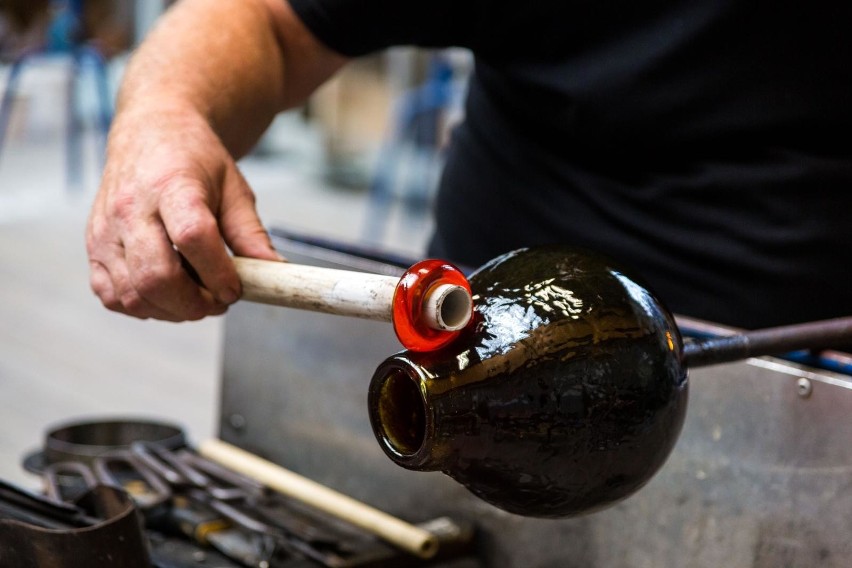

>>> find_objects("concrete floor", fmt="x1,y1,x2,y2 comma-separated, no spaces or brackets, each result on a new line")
0,59,433,489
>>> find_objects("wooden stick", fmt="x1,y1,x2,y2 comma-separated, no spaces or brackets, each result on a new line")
198,438,439,559
234,257,397,321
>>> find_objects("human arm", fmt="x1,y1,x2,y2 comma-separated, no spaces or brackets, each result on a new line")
85,0,348,321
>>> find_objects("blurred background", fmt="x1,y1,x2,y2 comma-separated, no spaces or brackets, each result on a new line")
0,0,471,488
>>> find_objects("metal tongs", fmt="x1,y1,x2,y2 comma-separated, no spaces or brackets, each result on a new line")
117,442,473,568
1,464,152,568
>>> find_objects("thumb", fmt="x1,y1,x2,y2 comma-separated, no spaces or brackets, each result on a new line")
219,168,284,261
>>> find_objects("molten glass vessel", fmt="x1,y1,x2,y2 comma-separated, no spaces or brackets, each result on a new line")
368,246,688,517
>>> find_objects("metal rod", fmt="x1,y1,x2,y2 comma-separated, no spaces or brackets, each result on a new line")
682,316,852,367
198,438,440,559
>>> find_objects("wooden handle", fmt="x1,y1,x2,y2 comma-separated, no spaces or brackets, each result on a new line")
231,256,473,351
198,439,439,559
234,257,397,321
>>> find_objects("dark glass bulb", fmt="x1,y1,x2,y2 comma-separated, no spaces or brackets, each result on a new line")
368,246,688,517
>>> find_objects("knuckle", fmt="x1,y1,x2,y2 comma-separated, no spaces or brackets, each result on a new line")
89,275,110,301
236,184,257,205
156,180,221,250
150,169,201,194
110,192,138,223
170,214,218,249
91,280,120,312
102,296,125,314
89,261,122,311
119,289,146,315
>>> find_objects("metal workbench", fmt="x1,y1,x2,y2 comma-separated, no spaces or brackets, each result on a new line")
218,230,852,568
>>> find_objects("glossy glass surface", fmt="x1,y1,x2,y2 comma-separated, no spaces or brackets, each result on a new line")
370,246,688,518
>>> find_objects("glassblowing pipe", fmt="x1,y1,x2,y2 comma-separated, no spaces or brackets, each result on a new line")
682,315,852,367
232,257,473,352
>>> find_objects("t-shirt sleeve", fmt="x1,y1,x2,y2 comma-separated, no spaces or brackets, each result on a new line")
287,0,481,57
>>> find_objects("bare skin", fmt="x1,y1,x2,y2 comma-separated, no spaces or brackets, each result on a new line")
86,0,348,321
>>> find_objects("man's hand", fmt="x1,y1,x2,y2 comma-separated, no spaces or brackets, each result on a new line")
86,109,281,321
84,0,347,322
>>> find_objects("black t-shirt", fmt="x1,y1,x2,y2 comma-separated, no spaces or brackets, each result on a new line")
289,0,852,328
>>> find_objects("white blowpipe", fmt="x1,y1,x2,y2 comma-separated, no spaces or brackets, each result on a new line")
233,257,472,334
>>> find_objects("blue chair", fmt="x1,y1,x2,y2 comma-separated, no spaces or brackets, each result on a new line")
0,0,113,189
362,53,468,245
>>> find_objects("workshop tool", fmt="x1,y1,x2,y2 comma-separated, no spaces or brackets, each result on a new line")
0,467,152,568
128,443,310,566
36,452,277,567
137,443,474,567
23,418,475,567
198,438,441,559
23,417,187,474
231,257,473,352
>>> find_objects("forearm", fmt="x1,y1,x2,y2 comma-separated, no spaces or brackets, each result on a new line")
113,0,344,158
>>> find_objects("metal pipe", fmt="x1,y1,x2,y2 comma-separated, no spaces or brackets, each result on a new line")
682,316,852,367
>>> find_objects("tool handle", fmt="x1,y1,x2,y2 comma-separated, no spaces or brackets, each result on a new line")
234,257,396,321
198,439,439,559
233,256,473,351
